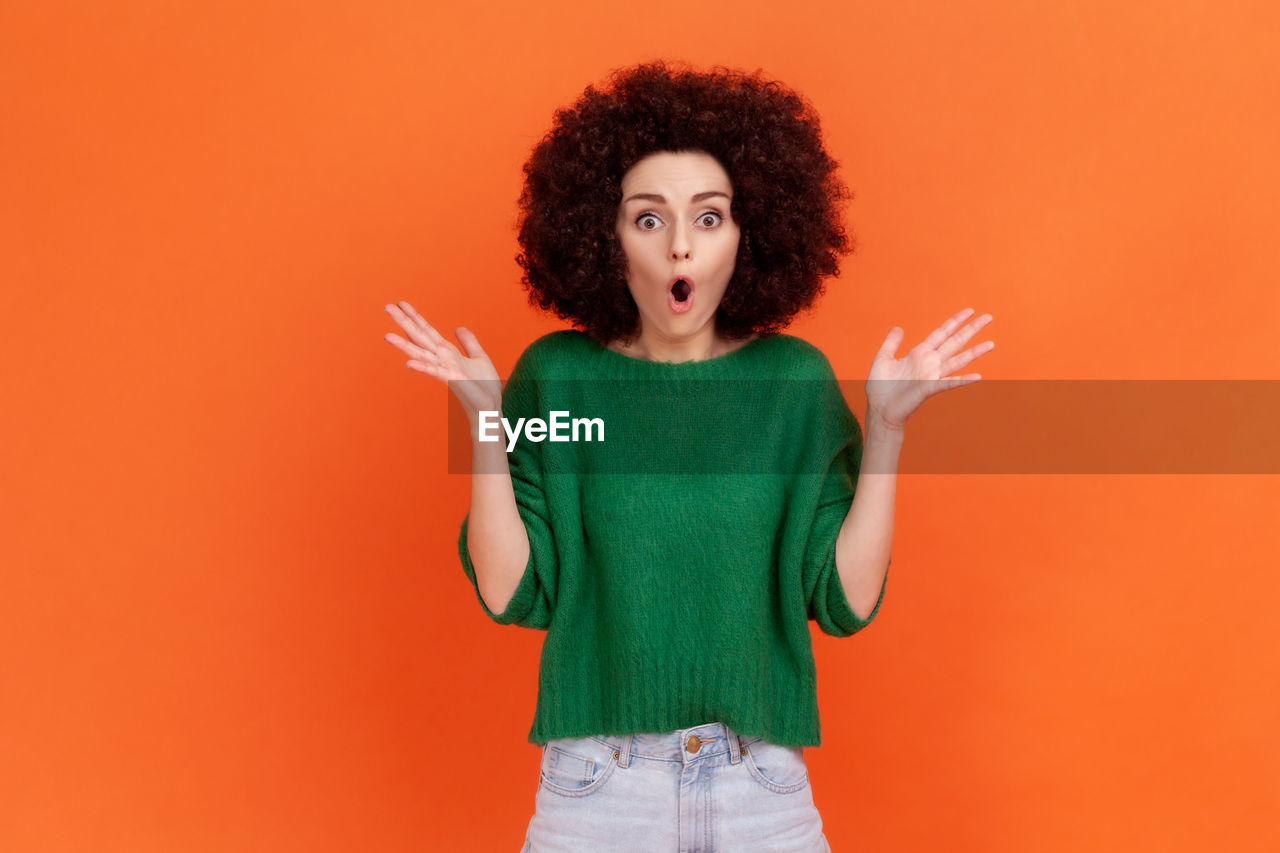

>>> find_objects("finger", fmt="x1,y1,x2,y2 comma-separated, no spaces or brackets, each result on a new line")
397,301,447,344
384,304,430,347
384,331,425,358
920,308,975,351
407,359,452,380
940,340,995,374
391,300,426,333
388,312,465,369
938,313,994,360
918,374,981,399
387,302,449,349
384,331,439,365
874,327,905,362
939,374,981,389
454,326,488,360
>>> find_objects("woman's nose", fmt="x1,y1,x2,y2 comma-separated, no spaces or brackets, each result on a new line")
669,226,692,260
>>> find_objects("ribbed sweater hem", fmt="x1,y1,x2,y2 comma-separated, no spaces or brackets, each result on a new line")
527,655,824,747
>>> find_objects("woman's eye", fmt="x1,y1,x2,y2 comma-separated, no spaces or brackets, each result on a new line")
636,214,660,230
699,212,723,227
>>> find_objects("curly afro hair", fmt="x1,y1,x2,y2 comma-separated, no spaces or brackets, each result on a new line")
515,60,853,346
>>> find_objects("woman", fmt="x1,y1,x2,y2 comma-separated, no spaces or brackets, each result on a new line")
384,61,993,852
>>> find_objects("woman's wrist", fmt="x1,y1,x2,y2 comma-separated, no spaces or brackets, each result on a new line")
864,410,906,443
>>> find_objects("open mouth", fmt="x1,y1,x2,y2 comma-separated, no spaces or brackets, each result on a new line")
668,277,694,313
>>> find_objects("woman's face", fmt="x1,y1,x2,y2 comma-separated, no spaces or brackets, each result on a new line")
615,150,741,343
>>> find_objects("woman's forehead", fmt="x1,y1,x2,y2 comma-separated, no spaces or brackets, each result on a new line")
620,150,733,198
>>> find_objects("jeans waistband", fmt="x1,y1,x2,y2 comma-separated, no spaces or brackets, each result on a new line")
586,722,761,768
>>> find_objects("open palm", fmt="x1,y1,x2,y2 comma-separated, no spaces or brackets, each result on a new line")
865,307,995,432
383,300,500,415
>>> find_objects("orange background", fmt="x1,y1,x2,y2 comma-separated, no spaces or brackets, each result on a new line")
3,1,1278,850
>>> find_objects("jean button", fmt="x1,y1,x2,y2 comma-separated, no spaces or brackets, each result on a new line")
686,735,702,754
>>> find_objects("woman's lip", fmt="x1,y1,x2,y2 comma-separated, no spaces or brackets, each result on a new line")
667,275,697,294
667,275,695,313
668,284,693,313
666,275,694,313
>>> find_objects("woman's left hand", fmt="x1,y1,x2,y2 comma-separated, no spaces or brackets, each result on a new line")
865,307,995,433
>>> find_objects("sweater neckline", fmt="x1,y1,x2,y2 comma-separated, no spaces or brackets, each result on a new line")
588,332,774,374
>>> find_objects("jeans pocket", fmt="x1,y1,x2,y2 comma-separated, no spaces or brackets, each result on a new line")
538,735,620,798
741,737,810,794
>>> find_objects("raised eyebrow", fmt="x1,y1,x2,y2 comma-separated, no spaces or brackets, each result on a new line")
621,191,731,205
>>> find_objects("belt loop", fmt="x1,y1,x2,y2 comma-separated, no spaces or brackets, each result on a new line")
617,734,634,769
726,725,743,765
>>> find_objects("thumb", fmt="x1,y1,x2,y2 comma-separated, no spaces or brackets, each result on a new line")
874,327,904,361
454,327,487,359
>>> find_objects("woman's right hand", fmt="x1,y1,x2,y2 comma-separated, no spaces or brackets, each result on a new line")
383,300,501,416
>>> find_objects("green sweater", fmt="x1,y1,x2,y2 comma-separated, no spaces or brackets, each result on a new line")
458,330,888,746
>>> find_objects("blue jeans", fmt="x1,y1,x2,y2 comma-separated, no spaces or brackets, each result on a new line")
522,721,831,852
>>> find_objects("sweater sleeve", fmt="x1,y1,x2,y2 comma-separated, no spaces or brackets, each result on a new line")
456,347,559,630
801,371,889,638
